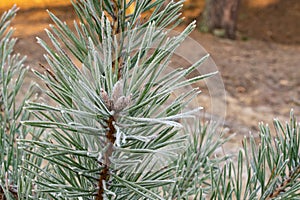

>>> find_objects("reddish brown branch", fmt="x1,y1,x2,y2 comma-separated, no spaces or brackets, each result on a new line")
96,116,116,200
267,165,300,199
96,1,123,198
112,0,122,79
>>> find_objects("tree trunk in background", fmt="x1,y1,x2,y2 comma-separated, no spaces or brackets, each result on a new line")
202,0,241,39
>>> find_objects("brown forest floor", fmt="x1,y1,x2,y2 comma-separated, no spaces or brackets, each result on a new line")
2,0,300,152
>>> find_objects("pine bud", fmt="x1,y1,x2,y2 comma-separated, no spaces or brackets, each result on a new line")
100,88,110,108
112,80,123,103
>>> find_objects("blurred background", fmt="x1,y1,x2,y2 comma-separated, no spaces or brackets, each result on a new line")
0,0,299,147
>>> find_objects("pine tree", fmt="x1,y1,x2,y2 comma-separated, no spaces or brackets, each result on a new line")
1,1,300,200
21,0,221,198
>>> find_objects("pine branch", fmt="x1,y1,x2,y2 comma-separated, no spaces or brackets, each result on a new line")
96,116,116,200
19,1,300,199
22,1,214,198
212,110,300,199
0,5,39,200
267,164,300,199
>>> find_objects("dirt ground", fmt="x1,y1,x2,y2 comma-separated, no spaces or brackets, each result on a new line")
3,1,300,151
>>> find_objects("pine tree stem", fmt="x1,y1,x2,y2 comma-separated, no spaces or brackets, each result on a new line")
97,2,120,195
96,116,116,200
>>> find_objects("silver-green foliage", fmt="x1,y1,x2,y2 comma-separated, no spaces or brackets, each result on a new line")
212,111,300,200
3,0,299,200
0,6,37,200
